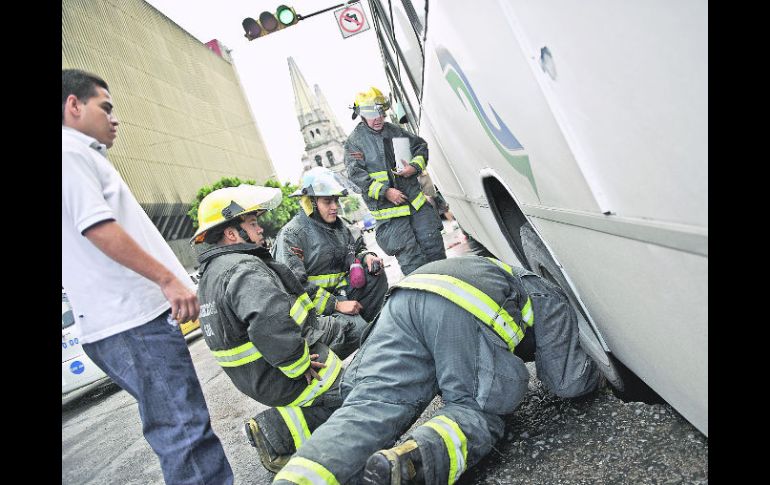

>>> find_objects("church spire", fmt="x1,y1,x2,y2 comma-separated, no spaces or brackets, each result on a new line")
314,84,347,143
288,56,321,127
287,57,348,176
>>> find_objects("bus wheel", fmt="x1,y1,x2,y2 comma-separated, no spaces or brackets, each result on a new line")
519,223,625,393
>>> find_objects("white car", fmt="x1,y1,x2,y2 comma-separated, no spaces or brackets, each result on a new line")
62,290,110,395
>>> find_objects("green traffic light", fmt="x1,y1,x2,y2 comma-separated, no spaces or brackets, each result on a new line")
276,5,296,25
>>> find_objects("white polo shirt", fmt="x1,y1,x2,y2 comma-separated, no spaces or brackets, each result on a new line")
62,127,193,343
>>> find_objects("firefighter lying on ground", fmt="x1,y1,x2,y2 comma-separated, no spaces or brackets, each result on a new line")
272,167,388,324
191,184,368,472
272,255,602,485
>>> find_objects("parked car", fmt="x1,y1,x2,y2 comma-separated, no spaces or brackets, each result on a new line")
62,290,110,395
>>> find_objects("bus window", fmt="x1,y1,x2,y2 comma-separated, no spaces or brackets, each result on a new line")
400,0,426,37
371,0,423,112
390,2,424,96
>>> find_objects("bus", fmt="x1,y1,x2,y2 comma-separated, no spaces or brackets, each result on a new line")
366,0,707,435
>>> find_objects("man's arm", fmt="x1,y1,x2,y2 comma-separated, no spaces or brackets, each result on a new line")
229,266,315,379
346,141,408,205
273,227,340,316
344,139,386,198
392,128,428,177
83,220,199,323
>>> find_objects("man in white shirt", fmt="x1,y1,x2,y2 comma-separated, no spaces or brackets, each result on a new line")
62,69,233,485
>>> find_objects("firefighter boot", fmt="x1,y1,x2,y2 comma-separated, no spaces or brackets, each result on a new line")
362,439,424,484
243,417,290,473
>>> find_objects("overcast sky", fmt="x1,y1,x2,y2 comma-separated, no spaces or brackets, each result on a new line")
144,0,389,185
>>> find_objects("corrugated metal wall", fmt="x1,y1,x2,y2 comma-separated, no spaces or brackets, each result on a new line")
62,0,276,247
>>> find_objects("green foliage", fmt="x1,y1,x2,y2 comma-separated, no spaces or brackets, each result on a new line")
259,179,301,237
188,177,300,238
341,195,361,214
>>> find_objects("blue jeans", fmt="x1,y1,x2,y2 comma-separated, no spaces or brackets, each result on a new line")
83,310,233,485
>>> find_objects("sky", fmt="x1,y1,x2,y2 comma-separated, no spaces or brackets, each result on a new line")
144,0,389,185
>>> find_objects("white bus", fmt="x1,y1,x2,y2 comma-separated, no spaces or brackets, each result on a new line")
367,0,707,435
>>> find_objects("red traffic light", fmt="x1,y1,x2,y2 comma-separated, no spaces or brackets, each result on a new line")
242,17,261,40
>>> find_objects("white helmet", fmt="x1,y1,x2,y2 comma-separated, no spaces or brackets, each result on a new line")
291,167,349,197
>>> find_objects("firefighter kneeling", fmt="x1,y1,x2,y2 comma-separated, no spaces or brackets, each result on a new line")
273,166,388,325
191,184,367,471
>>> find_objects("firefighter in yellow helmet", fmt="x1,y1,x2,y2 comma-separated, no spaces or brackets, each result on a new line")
272,167,388,323
191,184,358,473
345,87,446,276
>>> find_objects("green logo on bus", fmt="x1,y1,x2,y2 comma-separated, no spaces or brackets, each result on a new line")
436,45,539,198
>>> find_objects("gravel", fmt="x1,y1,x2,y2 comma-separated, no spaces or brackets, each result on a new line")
405,363,708,484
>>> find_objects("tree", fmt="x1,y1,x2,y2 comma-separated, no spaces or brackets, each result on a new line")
340,195,361,215
188,177,300,239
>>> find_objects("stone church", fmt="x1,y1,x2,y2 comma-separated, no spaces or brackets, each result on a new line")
288,57,348,176
287,58,367,220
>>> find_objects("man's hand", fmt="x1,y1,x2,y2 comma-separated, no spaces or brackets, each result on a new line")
160,277,200,323
385,187,408,205
83,220,200,322
364,254,384,275
335,300,363,315
303,353,327,385
393,163,417,178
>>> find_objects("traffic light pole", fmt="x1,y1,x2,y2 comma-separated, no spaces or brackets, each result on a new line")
243,1,361,40
296,3,346,21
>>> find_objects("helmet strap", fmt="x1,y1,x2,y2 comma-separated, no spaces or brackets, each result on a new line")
237,226,253,244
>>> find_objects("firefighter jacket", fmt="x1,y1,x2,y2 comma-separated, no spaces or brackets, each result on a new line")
343,121,429,223
388,255,537,355
196,242,342,407
272,210,375,315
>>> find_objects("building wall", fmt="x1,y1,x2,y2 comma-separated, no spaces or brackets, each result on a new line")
62,0,276,267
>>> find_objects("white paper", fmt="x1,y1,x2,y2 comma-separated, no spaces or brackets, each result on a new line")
392,137,412,171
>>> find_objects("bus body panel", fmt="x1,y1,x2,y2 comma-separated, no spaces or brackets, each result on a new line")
369,0,707,435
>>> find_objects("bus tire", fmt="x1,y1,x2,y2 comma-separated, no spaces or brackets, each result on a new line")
519,224,629,395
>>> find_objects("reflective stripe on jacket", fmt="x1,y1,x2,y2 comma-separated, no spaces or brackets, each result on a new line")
390,256,536,352
196,243,336,407
273,211,374,315
344,121,429,222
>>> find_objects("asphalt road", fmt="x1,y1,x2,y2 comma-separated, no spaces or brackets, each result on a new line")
61,222,708,484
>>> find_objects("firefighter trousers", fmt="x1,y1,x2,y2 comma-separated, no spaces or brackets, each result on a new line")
274,283,599,484
375,203,446,276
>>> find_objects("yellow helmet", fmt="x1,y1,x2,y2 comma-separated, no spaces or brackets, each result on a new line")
191,184,282,243
352,86,390,119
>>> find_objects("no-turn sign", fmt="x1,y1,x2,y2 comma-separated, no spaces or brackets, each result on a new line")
334,2,370,39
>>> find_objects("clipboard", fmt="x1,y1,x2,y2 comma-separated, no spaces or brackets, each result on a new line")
392,137,412,172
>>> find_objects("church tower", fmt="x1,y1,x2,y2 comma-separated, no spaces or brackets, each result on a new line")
288,57,347,176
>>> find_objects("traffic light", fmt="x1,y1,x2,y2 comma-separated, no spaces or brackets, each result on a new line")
276,5,298,27
242,5,299,40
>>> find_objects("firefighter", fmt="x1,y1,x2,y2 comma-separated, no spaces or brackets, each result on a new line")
273,255,601,484
191,184,366,473
344,87,446,276
272,166,388,323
